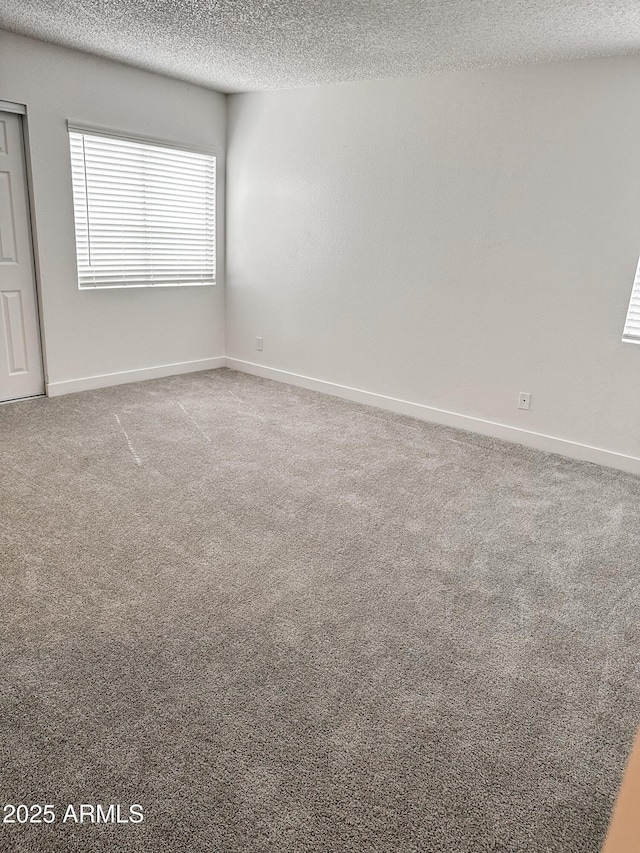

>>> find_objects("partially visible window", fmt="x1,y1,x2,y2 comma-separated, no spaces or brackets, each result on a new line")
623,255,640,343
69,128,215,289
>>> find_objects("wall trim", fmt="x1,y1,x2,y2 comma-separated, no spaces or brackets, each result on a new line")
47,356,225,397
0,100,26,115
225,358,640,476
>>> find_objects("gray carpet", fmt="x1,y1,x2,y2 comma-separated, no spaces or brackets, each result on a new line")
0,368,638,853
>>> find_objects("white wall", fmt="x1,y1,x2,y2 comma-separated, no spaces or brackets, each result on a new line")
0,30,226,393
226,57,640,472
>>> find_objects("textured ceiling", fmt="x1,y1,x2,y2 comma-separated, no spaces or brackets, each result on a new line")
1,0,640,93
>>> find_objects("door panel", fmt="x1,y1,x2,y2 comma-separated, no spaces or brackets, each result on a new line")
2,290,29,372
0,111,44,401
0,171,18,262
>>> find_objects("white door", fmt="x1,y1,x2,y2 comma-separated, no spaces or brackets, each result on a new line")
0,109,44,401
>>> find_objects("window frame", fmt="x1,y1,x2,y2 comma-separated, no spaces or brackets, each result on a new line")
67,122,216,291
622,254,640,344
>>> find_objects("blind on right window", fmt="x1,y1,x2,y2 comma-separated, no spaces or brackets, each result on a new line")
69,128,215,289
623,256,640,343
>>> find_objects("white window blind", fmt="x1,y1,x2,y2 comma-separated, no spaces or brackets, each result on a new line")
69,128,215,288
622,255,640,343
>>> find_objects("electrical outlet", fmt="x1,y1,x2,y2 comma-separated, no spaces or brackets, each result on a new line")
256,337,263,352
518,392,531,410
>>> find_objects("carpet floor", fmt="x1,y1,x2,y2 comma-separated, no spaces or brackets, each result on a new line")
0,368,638,852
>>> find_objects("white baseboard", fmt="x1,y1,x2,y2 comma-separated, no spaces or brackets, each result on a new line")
225,358,640,476
46,357,225,397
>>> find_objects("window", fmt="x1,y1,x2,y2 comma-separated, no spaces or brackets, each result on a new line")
623,255,640,343
69,127,215,289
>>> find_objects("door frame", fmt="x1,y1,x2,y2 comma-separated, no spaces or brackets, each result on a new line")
0,99,48,400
